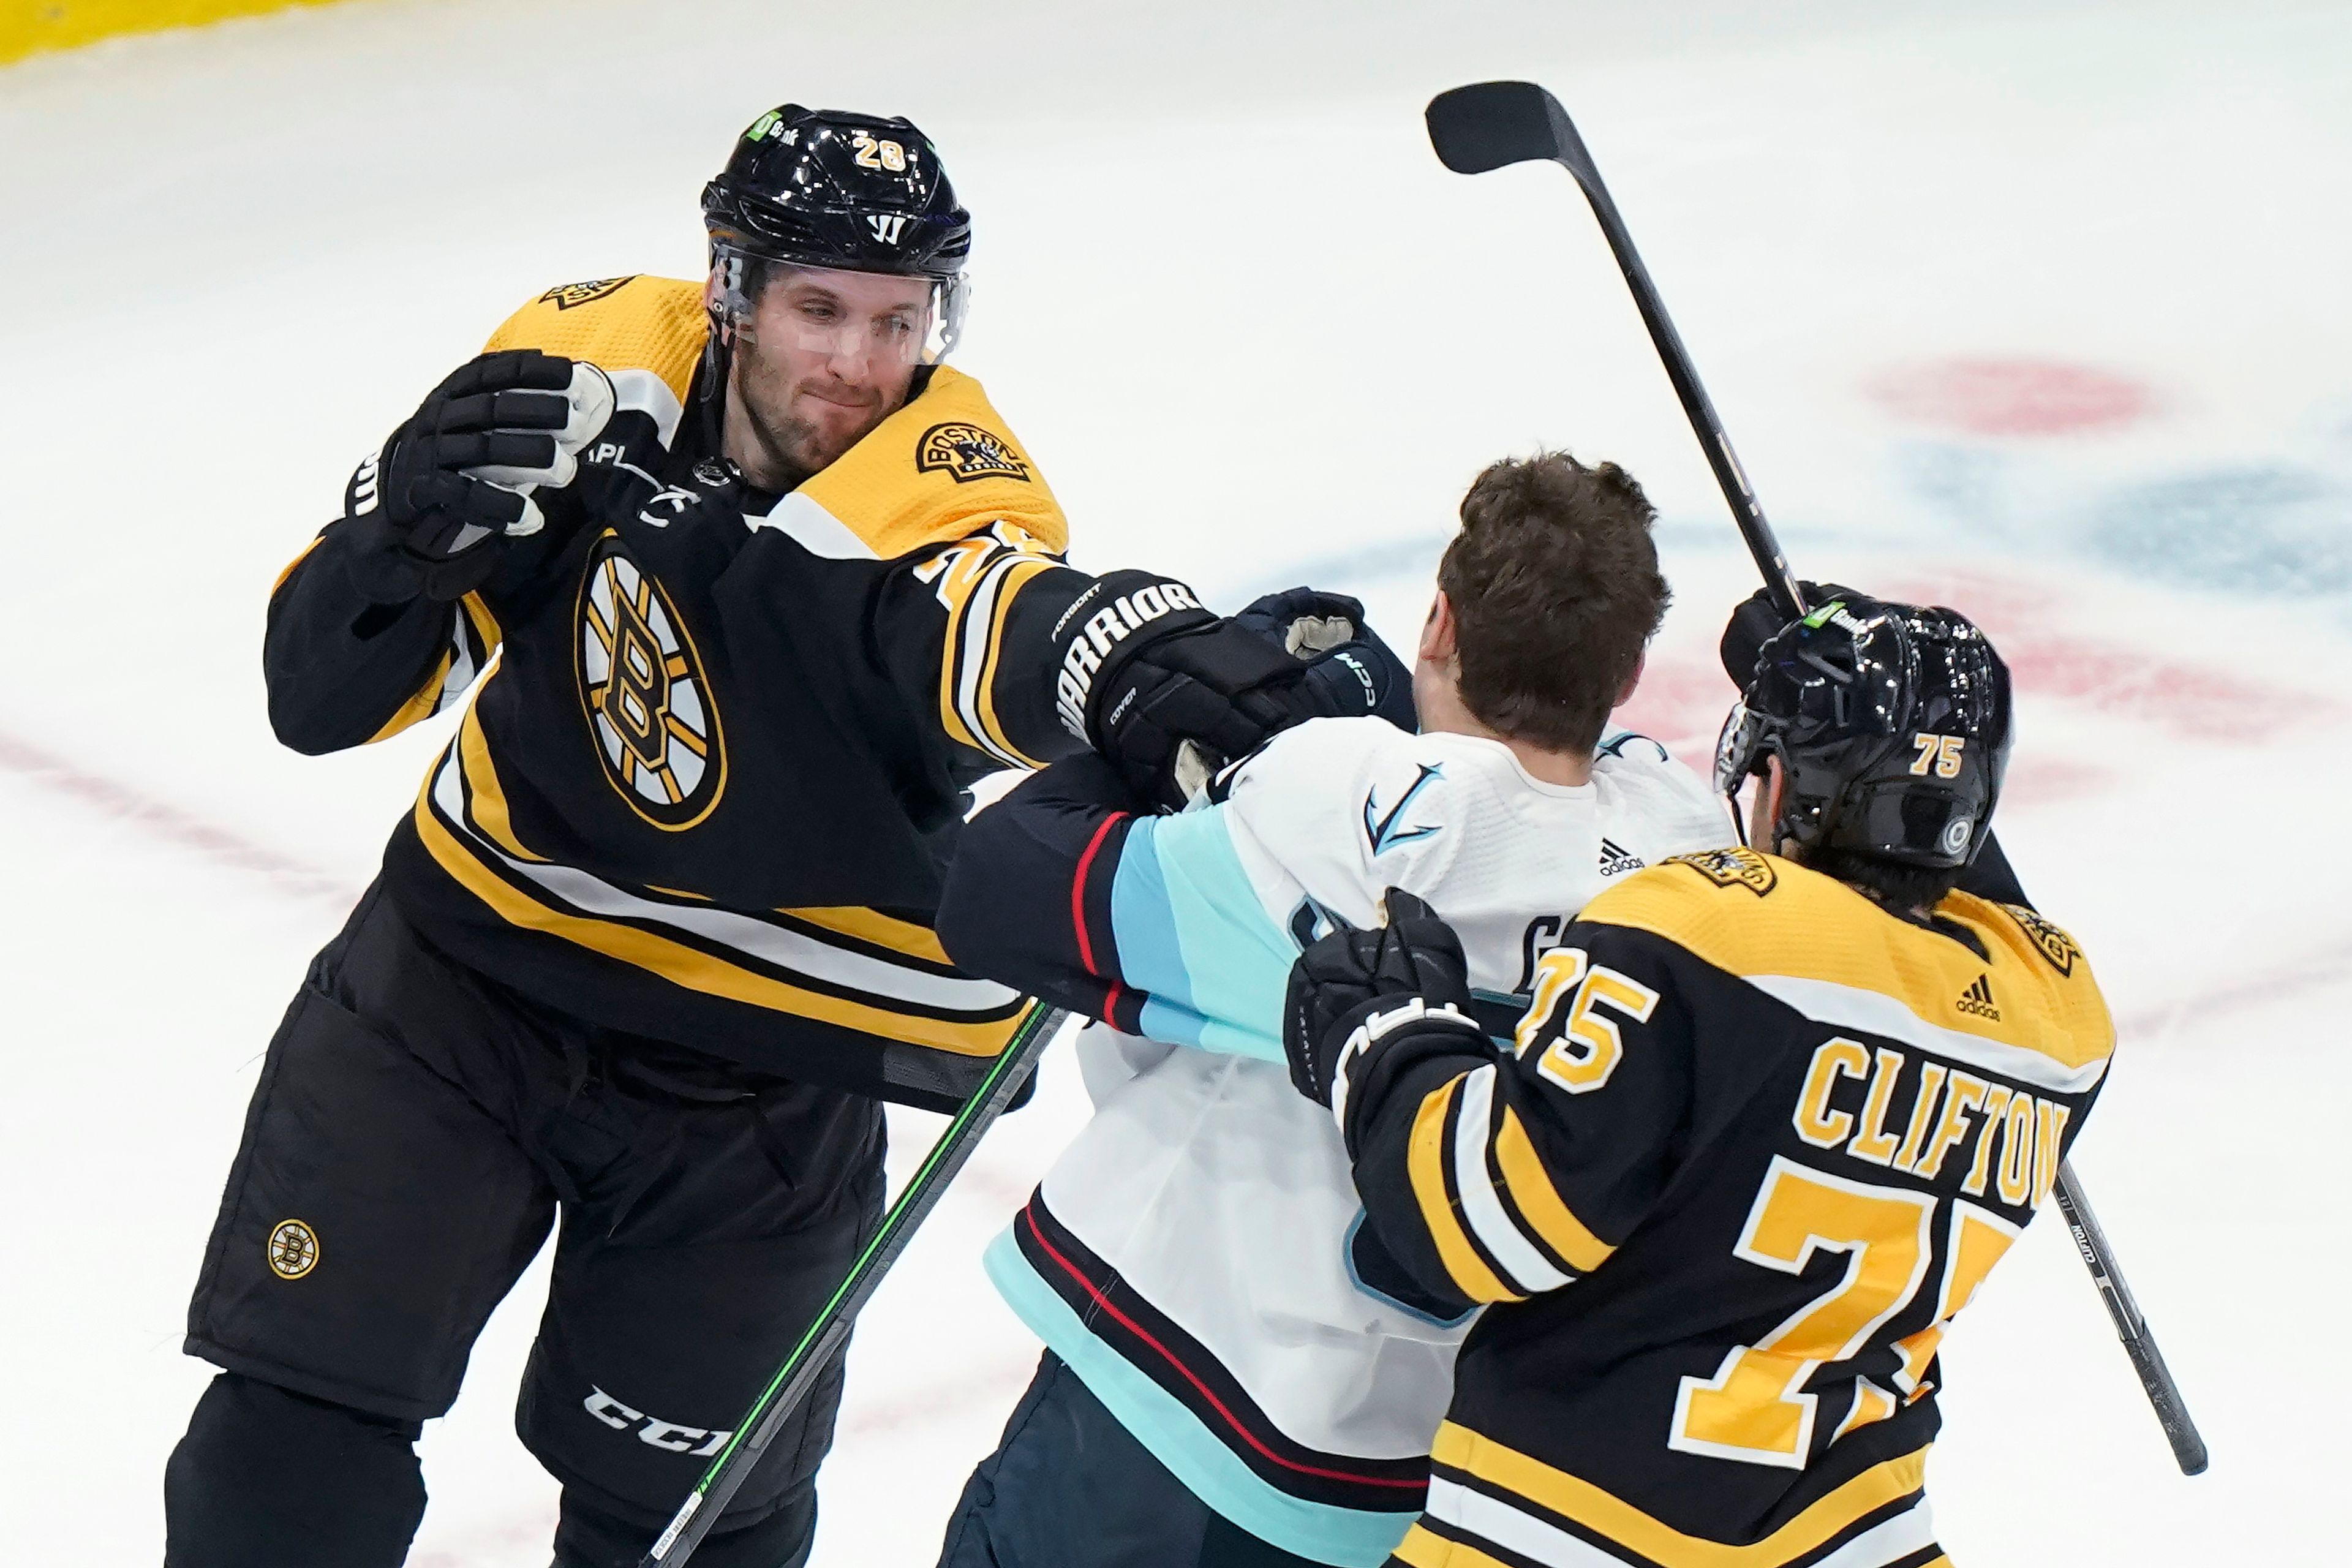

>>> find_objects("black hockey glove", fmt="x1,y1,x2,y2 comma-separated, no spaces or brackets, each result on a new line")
1054,575,1414,812
345,349,614,603
1231,587,1417,734
1717,581,1861,692
1283,889,1480,1114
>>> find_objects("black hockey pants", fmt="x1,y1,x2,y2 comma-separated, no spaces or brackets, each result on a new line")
166,881,884,1567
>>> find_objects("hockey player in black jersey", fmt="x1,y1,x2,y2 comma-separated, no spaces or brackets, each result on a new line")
165,105,1382,1568
1284,596,2114,1568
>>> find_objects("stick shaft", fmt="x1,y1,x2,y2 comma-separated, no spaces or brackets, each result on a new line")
1539,118,1804,617
639,1003,1072,1566
2051,1162,2209,1474
1436,80,2206,1475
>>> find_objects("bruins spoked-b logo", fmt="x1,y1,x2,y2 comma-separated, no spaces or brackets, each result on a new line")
576,533,727,830
538,276,636,311
267,1219,318,1280
916,421,1031,483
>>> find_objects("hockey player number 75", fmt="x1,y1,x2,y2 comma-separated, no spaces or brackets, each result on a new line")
1668,1155,2018,1469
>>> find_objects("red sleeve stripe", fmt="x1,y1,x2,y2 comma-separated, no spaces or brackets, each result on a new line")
1070,811,1128,979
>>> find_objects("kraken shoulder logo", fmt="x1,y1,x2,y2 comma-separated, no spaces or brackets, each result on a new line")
267,1219,318,1280
1667,846,1778,897
540,276,636,311
916,421,1031,483
575,532,727,830
2001,903,2081,976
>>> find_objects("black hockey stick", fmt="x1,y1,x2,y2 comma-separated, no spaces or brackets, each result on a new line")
638,1002,1074,1566
2052,1166,2209,1472
1426,79,2209,1477
1426,80,1803,620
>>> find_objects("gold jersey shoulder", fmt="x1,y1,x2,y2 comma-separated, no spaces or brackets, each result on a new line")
1581,849,2114,1074
483,276,706,408
797,364,1069,560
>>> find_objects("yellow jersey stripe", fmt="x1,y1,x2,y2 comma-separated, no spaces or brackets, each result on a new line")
968,552,1058,767
1493,1106,1615,1273
1430,1422,1928,1568
364,649,454,745
457,702,548,864
931,540,1007,755
459,590,501,650
1390,1523,1508,1568
1410,1079,1521,1305
273,534,325,596
412,779,1019,1055
786,905,955,966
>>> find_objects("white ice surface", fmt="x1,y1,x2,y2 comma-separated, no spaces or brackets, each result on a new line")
2,1,2347,1561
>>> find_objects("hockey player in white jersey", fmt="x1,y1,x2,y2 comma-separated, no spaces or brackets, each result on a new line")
930,452,1739,1567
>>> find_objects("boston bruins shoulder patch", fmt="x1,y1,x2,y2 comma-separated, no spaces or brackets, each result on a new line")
540,276,637,311
575,532,726,830
2000,903,2081,976
916,421,1031,483
1666,845,1778,897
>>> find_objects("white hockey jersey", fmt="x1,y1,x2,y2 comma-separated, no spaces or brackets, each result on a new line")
968,717,1735,1565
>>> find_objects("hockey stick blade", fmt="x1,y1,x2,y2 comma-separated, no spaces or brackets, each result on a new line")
1427,82,2207,1476
1426,81,1566,173
1427,80,1606,190
1425,80,1800,615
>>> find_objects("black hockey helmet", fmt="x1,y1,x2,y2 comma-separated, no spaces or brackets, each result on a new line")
701,105,971,363
1714,596,2012,869
704,104,971,278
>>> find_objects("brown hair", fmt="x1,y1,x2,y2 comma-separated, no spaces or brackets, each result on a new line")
1437,451,1670,754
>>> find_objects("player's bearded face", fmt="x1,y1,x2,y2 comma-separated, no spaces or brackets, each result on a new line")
728,268,931,481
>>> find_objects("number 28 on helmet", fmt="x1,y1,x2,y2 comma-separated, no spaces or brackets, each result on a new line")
701,104,974,365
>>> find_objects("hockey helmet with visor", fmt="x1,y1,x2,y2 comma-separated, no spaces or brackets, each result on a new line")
703,105,972,366
1714,595,2012,869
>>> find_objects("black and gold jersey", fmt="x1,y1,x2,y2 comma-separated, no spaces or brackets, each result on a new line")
264,276,1110,1109
1339,848,2114,1568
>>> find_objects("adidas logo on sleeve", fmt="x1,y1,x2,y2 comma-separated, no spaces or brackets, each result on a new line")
1955,973,2001,1020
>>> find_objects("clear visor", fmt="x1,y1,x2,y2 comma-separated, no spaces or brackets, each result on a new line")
712,249,968,367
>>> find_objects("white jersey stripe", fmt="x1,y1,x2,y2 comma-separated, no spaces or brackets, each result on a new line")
954,548,1028,766
1747,973,2109,1095
435,605,479,714
747,491,881,560
431,749,1016,1015
1452,1066,1574,1295
1425,1475,1937,1568
605,367,684,448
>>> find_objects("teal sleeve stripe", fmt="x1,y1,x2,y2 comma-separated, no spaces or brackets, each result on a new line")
1110,812,1292,1063
982,1229,1419,1568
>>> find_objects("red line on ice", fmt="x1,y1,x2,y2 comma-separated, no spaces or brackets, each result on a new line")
0,724,353,903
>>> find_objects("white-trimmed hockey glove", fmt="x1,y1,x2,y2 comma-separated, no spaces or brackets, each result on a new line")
345,349,613,601
1283,889,1482,1121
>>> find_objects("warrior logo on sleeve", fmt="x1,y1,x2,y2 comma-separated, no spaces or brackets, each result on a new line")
575,532,727,829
